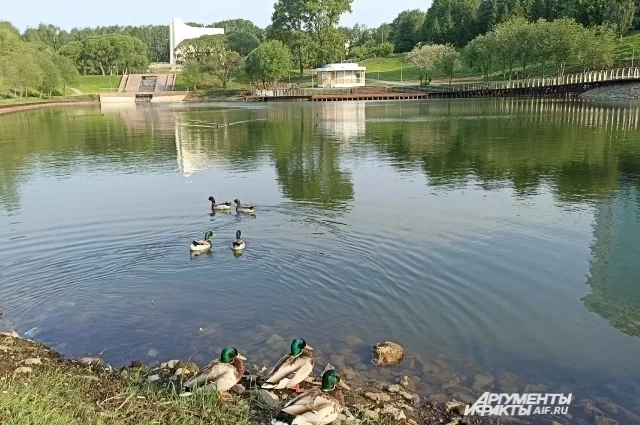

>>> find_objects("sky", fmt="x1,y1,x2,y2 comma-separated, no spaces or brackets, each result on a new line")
3,0,428,31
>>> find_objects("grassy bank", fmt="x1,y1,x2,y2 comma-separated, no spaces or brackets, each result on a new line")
0,333,254,425
1,331,478,425
74,75,122,94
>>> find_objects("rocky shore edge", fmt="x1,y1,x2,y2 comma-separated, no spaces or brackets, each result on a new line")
0,331,496,425
579,82,640,99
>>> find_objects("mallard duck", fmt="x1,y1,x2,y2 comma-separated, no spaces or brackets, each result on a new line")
234,199,255,214
231,230,246,251
262,338,314,392
190,231,213,252
183,346,246,401
278,370,349,425
209,196,232,211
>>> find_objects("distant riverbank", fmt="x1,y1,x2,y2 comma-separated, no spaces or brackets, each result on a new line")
0,96,99,116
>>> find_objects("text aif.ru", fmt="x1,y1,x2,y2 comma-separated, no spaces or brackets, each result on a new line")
465,392,573,416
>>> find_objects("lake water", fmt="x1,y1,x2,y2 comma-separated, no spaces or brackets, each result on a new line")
1,99,640,424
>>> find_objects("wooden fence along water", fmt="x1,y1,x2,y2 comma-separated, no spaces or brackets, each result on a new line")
245,67,640,102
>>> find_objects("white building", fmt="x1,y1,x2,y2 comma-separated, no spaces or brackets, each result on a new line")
169,17,224,65
315,63,366,88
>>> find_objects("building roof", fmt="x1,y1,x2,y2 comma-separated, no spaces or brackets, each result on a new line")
316,63,366,72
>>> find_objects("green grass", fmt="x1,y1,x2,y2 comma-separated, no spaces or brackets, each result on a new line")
0,336,398,425
616,31,640,63
0,98,49,106
74,75,122,94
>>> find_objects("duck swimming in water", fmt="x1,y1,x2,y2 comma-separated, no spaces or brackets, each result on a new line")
234,199,255,214
209,196,232,211
190,231,213,252
231,230,245,251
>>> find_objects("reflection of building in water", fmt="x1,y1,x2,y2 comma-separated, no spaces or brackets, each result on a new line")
317,102,366,141
582,187,640,337
174,117,215,177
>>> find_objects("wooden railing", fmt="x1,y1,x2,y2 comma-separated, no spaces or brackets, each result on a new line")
421,67,640,93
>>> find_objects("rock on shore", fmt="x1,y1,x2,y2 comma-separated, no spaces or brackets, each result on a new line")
580,82,640,99
372,341,404,366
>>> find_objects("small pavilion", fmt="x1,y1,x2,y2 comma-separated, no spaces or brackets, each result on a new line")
315,63,366,88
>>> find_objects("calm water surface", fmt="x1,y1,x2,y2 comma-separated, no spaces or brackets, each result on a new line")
1,99,640,423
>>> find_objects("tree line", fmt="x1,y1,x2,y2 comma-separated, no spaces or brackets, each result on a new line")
389,0,638,52
0,23,80,98
464,17,617,79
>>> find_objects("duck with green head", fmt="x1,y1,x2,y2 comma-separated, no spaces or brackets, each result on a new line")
190,231,213,252
262,338,314,393
234,199,256,214
209,196,232,211
183,346,247,400
231,230,245,251
279,369,350,425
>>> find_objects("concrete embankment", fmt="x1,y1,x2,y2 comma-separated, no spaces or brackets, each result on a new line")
580,82,640,99
0,96,99,116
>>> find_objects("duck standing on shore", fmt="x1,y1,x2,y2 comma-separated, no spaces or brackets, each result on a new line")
183,346,246,401
275,370,349,425
189,231,214,252
209,196,232,211
262,338,314,393
234,199,256,214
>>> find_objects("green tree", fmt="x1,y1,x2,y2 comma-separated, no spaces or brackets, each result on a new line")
10,49,43,98
476,0,500,34
605,0,637,36
226,31,261,56
58,41,84,70
407,42,444,84
464,32,497,79
437,44,462,84
203,48,243,90
245,40,293,89
34,50,62,97
372,23,391,44
23,28,42,42
270,0,353,73
0,20,20,36
546,18,582,76
181,60,205,90
422,0,482,47
389,9,427,52
212,19,265,40
175,34,225,62
578,25,616,69
303,0,353,64
54,54,80,97
270,0,312,76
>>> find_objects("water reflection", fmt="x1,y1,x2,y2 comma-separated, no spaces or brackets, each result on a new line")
2,100,640,425
583,186,640,337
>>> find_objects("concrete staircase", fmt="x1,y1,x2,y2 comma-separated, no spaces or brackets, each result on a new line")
119,73,175,93
123,74,142,92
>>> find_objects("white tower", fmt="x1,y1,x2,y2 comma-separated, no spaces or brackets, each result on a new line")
169,17,224,65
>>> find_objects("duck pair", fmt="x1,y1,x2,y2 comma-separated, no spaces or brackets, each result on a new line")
183,338,348,425
209,196,256,214
190,230,245,252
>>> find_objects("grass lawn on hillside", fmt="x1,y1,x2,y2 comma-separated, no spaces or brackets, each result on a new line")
615,31,640,63
74,75,122,94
